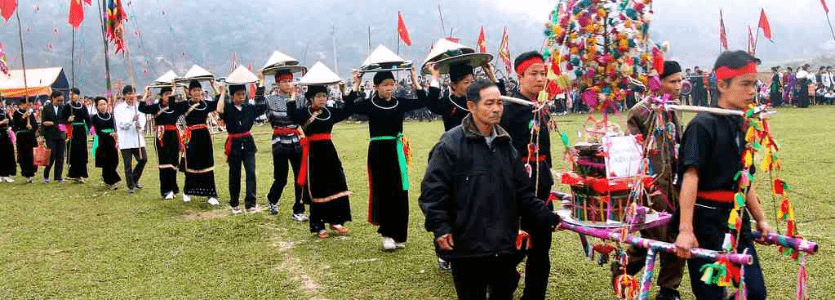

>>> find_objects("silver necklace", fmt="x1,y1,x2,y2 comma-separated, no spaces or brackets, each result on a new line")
96,112,112,121
448,93,469,112
371,96,398,110
308,106,331,121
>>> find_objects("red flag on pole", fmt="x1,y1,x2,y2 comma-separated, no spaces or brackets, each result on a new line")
747,25,756,55
758,8,773,41
823,0,830,14
477,26,487,53
0,0,17,22
397,12,412,46
445,36,459,43
719,10,729,50
68,0,84,29
498,27,512,74
83,0,91,5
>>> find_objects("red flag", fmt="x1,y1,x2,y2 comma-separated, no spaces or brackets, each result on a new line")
83,0,91,5
477,26,487,53
68,0,84,29
719,10,729,50
0,0,17,22
444,36,459,43
397,12,411,46
758,9,773,41
747,25,756,55
823,0,830,14
498,27,512,74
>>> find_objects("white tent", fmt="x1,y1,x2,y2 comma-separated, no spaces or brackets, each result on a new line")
0,67,69,98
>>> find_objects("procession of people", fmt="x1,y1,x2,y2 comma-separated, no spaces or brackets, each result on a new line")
0,35,803,299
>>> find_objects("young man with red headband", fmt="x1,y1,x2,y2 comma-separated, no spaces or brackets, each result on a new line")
499,51,554,300
673,51,773,300
258,69,308,220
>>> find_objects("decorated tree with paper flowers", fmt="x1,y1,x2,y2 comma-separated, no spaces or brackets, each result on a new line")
541,0,666,112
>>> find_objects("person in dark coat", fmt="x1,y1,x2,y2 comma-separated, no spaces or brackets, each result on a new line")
420,79,559,300
40,91,67,183
0,99,16,182
90,97,121,188
769,66,783,107
139,86,183,199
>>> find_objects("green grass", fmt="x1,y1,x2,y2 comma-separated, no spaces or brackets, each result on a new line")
0,106,833,299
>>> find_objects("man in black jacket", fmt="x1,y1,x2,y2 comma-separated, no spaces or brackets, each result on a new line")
40,91,67,183
419,79,558,300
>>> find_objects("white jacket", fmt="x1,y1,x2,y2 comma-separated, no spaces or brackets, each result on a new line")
114,101,147,149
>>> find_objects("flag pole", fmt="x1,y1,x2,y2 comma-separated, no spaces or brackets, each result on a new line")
826,13,835,42
437,5,446,37
72,29,76,88
98,0,113,106
367,26,371,55
14,9,29,102
396,11,401,55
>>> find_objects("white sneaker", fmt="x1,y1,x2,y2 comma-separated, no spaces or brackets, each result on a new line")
231,206,243,214
183,194,191,202
3,177,13,183
382,237,397,251
207,197,220,206
291,213,308,222
164,192,174,200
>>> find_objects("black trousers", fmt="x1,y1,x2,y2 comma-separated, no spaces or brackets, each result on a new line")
120,148,148,189
267,147,304,214
518,171,553,300
44,138,65,180
229,151,256,209
451,256,519,300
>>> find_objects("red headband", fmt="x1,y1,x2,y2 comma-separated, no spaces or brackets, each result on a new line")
276,73,294,82
715,62,758,80
515,57,544,75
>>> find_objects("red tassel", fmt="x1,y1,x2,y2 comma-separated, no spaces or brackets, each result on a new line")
773,178,784,195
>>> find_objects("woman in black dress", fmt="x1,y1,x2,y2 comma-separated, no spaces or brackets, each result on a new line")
288,85,352,238
12,99,38,183
62,89,92,183
139,86,182,200
175,80,219,205
90,97,121,188
0,102,16,182
346,68,426,250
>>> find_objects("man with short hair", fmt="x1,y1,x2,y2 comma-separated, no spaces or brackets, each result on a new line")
499,51,554,300
114,85,148,194
420,79,559,300
40,91,67,183
620,61,685,300
674,50,773,300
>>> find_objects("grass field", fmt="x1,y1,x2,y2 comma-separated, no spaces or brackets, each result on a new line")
0,106,833,299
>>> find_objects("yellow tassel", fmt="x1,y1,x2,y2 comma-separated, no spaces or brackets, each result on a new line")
727,208,740,228
743,151,753,168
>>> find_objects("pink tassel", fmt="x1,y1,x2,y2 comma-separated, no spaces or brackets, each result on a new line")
797,257,808,300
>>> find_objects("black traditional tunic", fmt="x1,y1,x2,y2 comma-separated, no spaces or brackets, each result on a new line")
500,89,554,198
346,90,426,243
139,101,182,196
175,100,218,197
0,108,16,177
12,109,37,177
62,101,91,179
426,87,469,131
91,112,121,186
288,102,352,233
